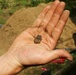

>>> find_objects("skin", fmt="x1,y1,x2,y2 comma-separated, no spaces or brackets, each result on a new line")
0,1,73,75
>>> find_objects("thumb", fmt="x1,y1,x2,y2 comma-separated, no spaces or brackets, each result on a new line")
44,49,73,63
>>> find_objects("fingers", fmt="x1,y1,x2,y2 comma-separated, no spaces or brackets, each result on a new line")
33,5,51,27
39,1,60,29
46,2,65,35
51,49,73,60
52,10,70,41
43,49,73,64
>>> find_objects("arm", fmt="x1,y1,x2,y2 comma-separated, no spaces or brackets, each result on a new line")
0,53,22,75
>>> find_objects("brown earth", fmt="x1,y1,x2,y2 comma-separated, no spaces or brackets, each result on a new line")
0,3,76,75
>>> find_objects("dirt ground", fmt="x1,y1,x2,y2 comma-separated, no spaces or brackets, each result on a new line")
0,3,76,75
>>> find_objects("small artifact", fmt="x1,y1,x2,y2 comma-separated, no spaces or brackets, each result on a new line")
34,35,42,44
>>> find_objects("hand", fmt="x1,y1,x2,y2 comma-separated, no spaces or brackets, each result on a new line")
8,1,72,65
0,1,73,75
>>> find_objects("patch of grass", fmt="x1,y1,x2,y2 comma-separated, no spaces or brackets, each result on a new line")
8,8,18,16
0,8,4,14
0,18,6,24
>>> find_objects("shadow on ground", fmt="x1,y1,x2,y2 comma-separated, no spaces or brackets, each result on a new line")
70,8,76,25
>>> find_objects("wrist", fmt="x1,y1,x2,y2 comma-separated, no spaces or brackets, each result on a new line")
0,52,23,75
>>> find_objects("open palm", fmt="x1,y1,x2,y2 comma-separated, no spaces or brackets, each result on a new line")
9,1,72,66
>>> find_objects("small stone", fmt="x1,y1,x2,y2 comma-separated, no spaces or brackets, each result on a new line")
34,35,42,44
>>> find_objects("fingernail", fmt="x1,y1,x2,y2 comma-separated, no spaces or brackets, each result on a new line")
68,57,73,61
